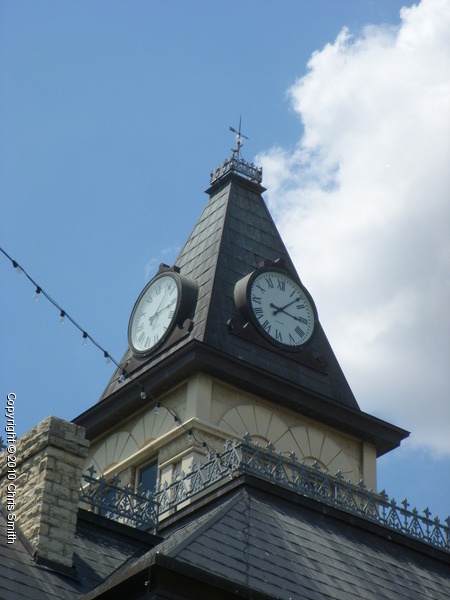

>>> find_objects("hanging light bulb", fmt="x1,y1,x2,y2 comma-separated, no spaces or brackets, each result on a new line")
59,310,65,325
12,260,22,275
140,387,147,400
82,332,88,346
118,371,126,383
33,287,41,301
154,402,160,414
104,351,111,364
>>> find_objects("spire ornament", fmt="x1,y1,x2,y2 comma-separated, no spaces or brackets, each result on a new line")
229,115,248,161
210,117,263,185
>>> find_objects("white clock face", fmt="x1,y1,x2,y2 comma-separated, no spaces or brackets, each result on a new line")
249,270,315,348
129,274,180,355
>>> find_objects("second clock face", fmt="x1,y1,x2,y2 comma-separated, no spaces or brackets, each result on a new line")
248,270,315,348
128,273,180,355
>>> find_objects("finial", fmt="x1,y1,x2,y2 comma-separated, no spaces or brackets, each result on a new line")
210,117,262,186
229,115,249,161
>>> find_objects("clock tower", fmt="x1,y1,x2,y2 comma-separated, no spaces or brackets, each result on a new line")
74,142,408,502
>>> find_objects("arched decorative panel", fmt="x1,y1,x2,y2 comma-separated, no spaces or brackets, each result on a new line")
219,404,356,480
85,408,177,474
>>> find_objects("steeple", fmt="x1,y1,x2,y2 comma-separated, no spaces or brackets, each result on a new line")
74,138,408,491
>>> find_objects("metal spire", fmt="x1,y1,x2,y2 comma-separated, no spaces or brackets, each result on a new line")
229,116,249,161
210,117,262,185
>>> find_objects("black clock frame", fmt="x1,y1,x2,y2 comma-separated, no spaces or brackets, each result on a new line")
234,265,317,352
128,265,198,357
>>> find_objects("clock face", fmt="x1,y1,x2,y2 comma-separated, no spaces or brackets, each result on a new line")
248,270,315,348
128,273,180,355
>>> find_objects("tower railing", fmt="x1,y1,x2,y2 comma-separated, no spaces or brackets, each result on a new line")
80,436,449,552
210,154,263,185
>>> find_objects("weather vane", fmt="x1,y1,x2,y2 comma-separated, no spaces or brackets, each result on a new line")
229,116,248,161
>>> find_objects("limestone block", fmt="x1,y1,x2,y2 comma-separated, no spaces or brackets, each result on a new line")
289,426,309,458
307,428,325,459
265,412,290,446
236,405,258,437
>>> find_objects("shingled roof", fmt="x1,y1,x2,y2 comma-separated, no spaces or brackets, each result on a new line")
3,464,449,599
101,171,358,407
77,474,450,600
0,504,160,600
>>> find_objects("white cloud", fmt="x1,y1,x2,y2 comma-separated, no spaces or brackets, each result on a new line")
258,0,450,455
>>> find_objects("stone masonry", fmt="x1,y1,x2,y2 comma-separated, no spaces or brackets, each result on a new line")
0,416,89,569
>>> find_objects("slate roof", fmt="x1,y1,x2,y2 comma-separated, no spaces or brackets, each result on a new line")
100,173,359,410
79,475,450,600
0,504,159,599
3,474,448,599
76,171,408,455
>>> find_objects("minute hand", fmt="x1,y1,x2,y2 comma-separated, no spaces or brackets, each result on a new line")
271,306,308,323
270,298,302,315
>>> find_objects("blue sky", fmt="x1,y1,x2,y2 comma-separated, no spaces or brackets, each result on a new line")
1,1,449,520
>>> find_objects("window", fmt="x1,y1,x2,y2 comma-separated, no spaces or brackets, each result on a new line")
138,460,158,495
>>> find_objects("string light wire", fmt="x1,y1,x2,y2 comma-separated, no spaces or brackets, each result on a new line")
1,246,217,454
1,246,123,369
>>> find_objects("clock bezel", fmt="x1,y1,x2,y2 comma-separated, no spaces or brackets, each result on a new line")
235,266,317,351
128,271,182,357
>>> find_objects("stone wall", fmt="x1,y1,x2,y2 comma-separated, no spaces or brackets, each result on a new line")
0,416,89,569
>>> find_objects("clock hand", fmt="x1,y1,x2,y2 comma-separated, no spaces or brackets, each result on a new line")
282,310,307,322
270,298,301,315
149,297,177,328
271,304,308,322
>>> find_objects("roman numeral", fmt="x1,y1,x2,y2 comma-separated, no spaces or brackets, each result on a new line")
296,304,305,310
289,333,296,344
252,295,262,305
297,316,308,325
295,325,305,338
277,280,285,291
254,283,265,293
264,277,274,288
169,310,175,319
262,320,271,333
254,306,264,318
145,336,151,347
276,329,282,341
135,323,144,333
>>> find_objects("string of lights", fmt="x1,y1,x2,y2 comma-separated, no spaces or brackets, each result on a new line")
1,246,120,368
153,401,212,452
1,246,217,455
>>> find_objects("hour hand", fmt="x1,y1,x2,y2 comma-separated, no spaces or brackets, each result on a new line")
270,299,300,315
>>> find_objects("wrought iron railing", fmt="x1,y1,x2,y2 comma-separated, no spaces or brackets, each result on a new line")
80,437,450,552
79,466,159,530
210,154,263,185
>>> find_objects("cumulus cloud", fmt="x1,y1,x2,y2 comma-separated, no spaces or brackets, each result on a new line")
258,0,450,455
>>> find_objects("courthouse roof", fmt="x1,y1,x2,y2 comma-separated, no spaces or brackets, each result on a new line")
2,474,449,600
79,474,450,599
0,504,159,600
